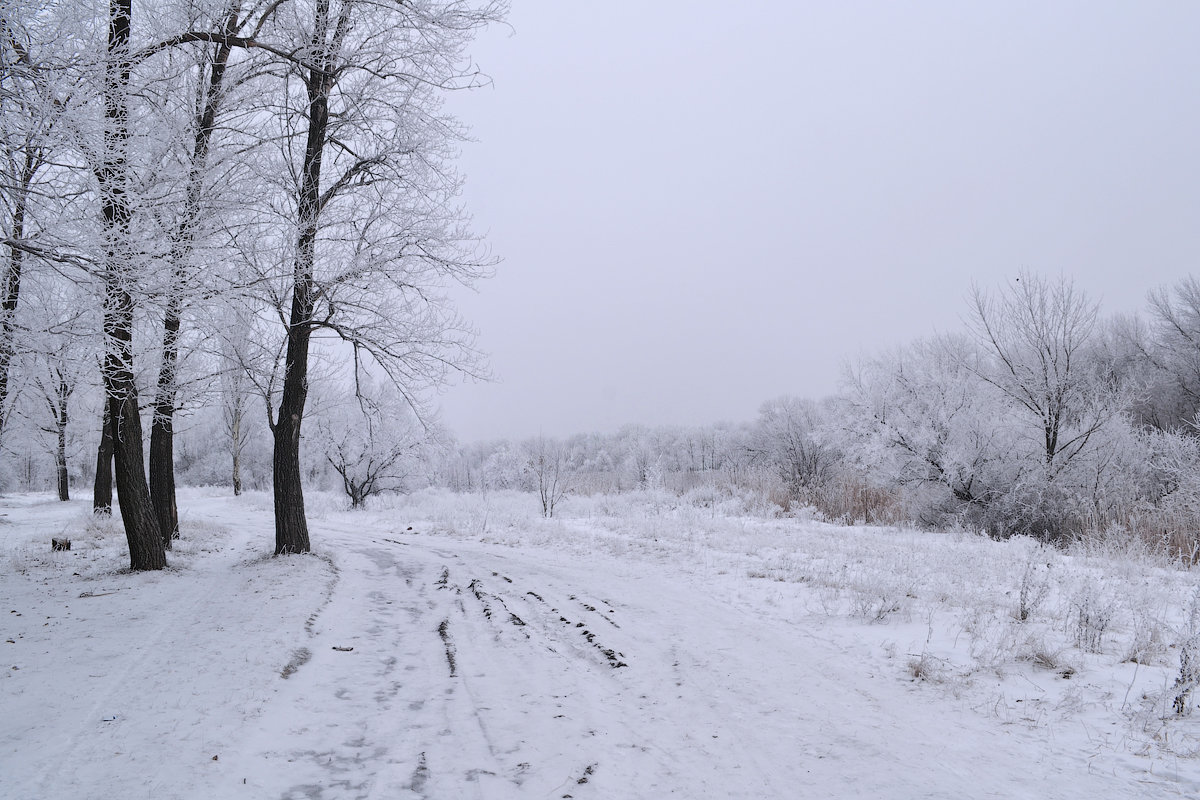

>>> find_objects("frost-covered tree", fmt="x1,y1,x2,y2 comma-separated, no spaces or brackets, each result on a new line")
219,345,251,497
28,354,77,501
619,425,663,489
839,335,1009,527
19,280,98,501
92,0,168,568
523,435,570,518
0,2,86,450
314,389,427,509
966,273,1111,475
1141,277,1200,431
835,276,1140,538
146,0,255,546
962,274,1133,537
748,396,839,497
246,0,504,554
1088,313,1180,432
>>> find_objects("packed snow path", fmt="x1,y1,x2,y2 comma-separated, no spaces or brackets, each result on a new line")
3,494,1195,798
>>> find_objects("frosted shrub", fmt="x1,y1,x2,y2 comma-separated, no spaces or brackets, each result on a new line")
1015,553,1051,622
1017,635,1072,675
846,572,910,622
1124,613,1167,666
1071,582,1113,654
907,650,949,683
851,590,905,622
1172,588,1200,715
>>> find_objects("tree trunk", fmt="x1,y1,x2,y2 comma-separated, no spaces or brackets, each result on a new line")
271,0,340,555
273,403,310,553
94,404,113,513
149,292,180,544
272,148,320,553
55,424,69,501
149,10,237,547
0,149,36,448
273,252,316,553
148,408,177,543
109,391,165,569
100,0,164,570
230,403,243,495
53,373,69,501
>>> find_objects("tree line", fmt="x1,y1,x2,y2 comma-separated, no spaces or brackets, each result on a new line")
436,273,1200,559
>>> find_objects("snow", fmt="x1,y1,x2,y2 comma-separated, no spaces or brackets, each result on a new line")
3,488,1200,799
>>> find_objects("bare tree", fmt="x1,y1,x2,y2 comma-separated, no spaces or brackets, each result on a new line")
148,0,251,546
31,357,75,500
1144,277,1200,429
94,0,165,569
839,336,1007,520
254,0,504,554
524,435,570,518
748,396,839,497
966,273,1109,475
315,390,425,509
0,3,79,449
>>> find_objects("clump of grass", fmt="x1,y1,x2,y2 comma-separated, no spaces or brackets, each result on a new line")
1015,555,1051,622
1017,636,1074,678
1124,614,1168,666
280,647,312,679
1071,582,1113,654
1172,588,1200,716
907,650,948,683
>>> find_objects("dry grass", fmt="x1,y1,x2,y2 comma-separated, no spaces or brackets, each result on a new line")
802,474,907,527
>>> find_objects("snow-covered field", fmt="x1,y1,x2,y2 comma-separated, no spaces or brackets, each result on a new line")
3,487,1200,799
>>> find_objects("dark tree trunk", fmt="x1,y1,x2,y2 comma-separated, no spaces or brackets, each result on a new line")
93,404,113,513
109,390,164,570
273,403,310,553
148,9,236,547
149,290,180,542
100,0,164,570
272,0,342,555
149,289,180,544
55,425,69,501
148,410,177,543
273,238,317,553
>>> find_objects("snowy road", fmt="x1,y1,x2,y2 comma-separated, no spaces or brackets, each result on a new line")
4,495,1194,799
197,521,1185,799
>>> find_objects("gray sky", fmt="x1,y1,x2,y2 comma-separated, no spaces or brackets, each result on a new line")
438,1,1200,442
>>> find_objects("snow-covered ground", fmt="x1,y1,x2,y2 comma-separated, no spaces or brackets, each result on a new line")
3,487,1200,799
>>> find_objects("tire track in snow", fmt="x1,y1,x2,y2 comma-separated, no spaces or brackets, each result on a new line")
199,521,1175,800
223,529,638,799
427,565,618,797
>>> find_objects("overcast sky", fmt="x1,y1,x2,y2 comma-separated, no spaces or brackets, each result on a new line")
436,1,1200,442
